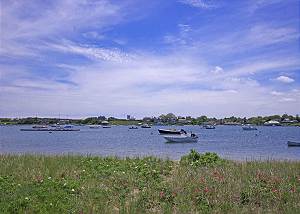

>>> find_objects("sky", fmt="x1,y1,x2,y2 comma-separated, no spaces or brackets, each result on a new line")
0,0,300,119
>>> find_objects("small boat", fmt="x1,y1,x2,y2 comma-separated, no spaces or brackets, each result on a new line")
20,128,80,131
32,125,47,129
89,125,101,129
287,141,300,147
203,125,215,129
242,125,257,131
102,125,111,128
163,133,198,143
158,128,184,135
141,124,151,128
64,125,73,129
129,126,138,129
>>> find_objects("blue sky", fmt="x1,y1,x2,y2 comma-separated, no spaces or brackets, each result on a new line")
0,0,299,118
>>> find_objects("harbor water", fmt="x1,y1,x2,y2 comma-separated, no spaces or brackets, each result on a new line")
0,125,299,160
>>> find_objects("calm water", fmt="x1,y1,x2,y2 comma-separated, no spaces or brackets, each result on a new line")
0,125,300,160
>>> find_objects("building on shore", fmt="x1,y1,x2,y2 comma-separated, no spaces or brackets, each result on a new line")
264,120,281,126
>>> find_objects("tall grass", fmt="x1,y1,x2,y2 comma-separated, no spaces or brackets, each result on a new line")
0,152,299,213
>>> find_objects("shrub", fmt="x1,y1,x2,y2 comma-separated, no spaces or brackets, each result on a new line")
180,150,224,167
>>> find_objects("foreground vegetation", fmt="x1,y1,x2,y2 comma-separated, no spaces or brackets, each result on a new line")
0,151,299,213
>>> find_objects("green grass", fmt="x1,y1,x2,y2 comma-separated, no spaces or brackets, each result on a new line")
0,151,299,213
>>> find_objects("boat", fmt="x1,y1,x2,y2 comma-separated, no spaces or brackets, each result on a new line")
203,125,215,129
141,124,151,128
129,126,138,129
163,133,198,143
242,125,257,131
20,127,80,131
89,125,101,129
32,125,48,129
63,125,73,129
287,141,300,147
158,128,184,135
102,125,111,128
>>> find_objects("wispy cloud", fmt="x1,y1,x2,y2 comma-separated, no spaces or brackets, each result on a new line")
178,0,216,9
46,40,135,63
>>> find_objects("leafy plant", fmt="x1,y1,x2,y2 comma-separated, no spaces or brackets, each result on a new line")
180,150,224,167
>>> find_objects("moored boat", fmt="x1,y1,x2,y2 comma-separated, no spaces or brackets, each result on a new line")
129,126,138,129
32,125,48,129
203,125,215,129
102,125,111,128
287,141,300,147
20,127,80,131
141,124,151,128
89,125,101,129
242,125,257,131
158,128,183,135
163,133,198,143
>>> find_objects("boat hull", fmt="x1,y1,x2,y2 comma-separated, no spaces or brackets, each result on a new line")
20,128,80,131
163,135,198,143
242,127,257,131
287,141,300,147
158,129,181,135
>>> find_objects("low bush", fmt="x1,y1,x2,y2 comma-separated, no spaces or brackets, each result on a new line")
180,149,225,167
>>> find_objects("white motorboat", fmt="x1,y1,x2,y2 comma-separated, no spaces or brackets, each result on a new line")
163,133,198,143
242,125,257,131
287,141,300,147
102,125,111,128
158,128,184,135
89,125,101,129
141,124,151,128
203,125,215,129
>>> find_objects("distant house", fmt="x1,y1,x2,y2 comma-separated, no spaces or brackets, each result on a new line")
264,120,281,126
178,118,192,125
281,118,297,124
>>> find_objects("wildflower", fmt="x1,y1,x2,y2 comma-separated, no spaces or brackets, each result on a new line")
48,176,51,180
63,183,67,187
71,189,75,192
50,203,53,206
199,177,206,183
82,169,86,172
17,184,21,187
271,188,278,193
122,171,125,174
25,197,29,200
290,187,296,193
159,191,165,198
204,187,209,193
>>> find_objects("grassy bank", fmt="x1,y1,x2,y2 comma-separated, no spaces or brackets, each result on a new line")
0,152,299,213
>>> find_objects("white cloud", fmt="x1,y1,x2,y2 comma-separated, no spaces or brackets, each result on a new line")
210,66,224,74
178,0,216,9
0,0,127,59
46,40,135,63
271,91,283,96
279,98,296,102
275,75,295,83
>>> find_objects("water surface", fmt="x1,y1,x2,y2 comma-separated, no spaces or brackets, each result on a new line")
0,125,299,160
